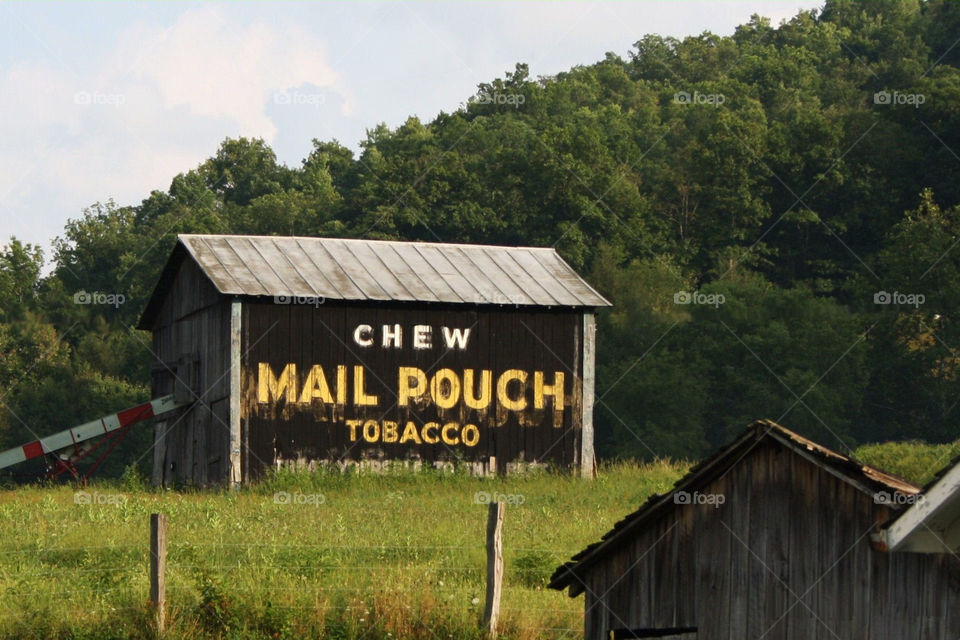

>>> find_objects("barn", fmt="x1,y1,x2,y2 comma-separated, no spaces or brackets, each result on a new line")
137,234,609,486
549,420,960,639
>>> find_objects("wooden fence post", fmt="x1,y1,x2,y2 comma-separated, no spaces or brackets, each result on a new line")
483,501,505,639
150,513,168,635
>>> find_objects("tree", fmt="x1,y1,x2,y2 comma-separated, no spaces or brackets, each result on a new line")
0,239,43,322
858,191,960,442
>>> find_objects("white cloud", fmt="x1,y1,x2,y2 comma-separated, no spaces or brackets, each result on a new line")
118,6,348,139
0,6,348,255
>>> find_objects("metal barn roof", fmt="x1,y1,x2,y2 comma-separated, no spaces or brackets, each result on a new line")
139,234,610,328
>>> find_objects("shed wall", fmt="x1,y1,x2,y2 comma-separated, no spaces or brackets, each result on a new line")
149,258,232,486
580,439,960,640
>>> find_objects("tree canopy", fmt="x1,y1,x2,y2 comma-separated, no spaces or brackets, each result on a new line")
3,0,960,474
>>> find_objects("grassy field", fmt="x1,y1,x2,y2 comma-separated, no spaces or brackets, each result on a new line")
0,461,689,640
2,438,952,640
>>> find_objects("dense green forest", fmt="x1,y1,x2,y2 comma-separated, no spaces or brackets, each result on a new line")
3,0,960,475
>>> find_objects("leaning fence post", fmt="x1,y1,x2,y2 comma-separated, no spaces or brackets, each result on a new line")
483,501,505,639
150,513,168,634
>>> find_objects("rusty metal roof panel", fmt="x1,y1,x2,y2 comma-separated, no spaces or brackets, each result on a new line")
251,237,317,297
457,246,531,306
494,248,565,306
366,243,437,302
389,243,452,303
347,242,418,300
323,239,394,300
170,234,610,308
197,236,269,296
518,250,601,306
185,235,243,293
415,244,481,302
296,238,366,300
231,236,293,296
442,246,506,305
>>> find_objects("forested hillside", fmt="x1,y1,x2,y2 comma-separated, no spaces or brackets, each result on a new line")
3,0,960,473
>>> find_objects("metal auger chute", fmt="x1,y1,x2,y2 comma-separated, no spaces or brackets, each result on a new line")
0,395,185,482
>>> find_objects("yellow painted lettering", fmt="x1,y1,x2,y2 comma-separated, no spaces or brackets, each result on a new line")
362,419,380,442
441,422,460,445
398,366,428,405
463,369,492,410
299,365,334,404
354,366,379,406
497,369,528,411
258,363,298,404
534,371,564,410
400,420,422,444
422,422,440,444
336,365,347,404
382,420,399,443
461,424,480,447
346,419,362,442
430,368,461,409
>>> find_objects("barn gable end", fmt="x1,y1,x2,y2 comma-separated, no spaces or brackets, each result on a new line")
141,246,233,487
550,421,960,640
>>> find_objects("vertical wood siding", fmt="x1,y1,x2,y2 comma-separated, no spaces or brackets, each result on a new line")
149,259,231,486
239,301,584,478
580,439,960,640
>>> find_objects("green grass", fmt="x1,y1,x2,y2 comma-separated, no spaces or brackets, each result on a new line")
0,460,688,640
854,440,960,486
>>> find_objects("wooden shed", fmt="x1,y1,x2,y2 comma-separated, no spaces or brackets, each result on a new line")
137,234,609,486
549,420,960,639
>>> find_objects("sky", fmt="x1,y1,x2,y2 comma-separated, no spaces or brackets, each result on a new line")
0,1,823,260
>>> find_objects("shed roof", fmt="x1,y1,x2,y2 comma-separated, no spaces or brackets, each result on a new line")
548,420,921,596
881,451,960,553
138,234,610,328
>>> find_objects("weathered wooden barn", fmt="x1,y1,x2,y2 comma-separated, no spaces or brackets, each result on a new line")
549,420,960,639
137,234,609,486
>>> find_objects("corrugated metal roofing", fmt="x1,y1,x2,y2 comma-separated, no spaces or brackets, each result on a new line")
139,234,609,328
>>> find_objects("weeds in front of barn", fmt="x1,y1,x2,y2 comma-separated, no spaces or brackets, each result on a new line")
0,460,687,639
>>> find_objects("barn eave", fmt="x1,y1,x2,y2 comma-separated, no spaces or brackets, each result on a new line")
137,234,611,330
881,453,960,553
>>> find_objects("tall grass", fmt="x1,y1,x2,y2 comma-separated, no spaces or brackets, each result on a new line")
854,440,960,486
0,460,688,639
